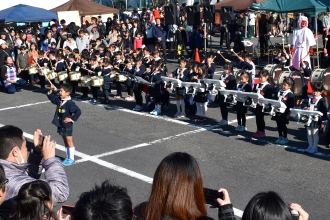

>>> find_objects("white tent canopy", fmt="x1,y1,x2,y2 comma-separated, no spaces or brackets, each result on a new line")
0,0,69,11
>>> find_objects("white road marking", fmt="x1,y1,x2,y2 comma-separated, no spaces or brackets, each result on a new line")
0,101,50,111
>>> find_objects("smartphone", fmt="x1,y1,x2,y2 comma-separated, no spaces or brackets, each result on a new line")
62,205,75,215
203,188,224,207
38,135,45,147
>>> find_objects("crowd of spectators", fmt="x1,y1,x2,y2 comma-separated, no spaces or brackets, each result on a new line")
0,125,309,220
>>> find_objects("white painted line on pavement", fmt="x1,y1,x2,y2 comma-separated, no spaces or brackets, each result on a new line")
16,126,243,217
0,101,50,111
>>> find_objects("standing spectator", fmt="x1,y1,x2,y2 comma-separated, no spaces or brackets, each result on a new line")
145,22,154,51
134,32,143,50
16,46,29,85
248,12,256,39
152,17,167,59
15,33,30,54
40,31,56,52
76,30,89,53
0,126,69,218
258,13,270,57
87,24,100,41
107,27,118,45
322,10,330,48
63,33,77,51
6,29,16,55
0,39,11,67
0,164,8,207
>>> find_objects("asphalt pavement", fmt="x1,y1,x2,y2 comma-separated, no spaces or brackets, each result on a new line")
0,34,329,219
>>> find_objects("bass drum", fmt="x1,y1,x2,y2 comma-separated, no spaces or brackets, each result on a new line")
291,71,304,96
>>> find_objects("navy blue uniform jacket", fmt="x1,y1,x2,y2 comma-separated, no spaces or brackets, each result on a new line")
47,92,81,128
301,96,328,122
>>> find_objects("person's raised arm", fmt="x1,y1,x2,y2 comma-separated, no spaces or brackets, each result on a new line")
217,188,236,220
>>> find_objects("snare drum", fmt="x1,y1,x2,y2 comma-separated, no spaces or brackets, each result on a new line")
116,74,128,82
91,76,104,87
47,71,57,80
58,72,68,81
80,76,92,87
28,67,38,75
310,68,326,83
69,71,81,81
38,67,49,76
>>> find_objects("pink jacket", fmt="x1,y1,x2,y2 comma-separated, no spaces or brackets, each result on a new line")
134,37,143,49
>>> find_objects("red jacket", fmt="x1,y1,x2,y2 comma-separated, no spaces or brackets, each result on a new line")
134,37,143,50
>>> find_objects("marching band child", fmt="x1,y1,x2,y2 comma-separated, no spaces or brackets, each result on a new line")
274,77,295,145
37,50,48,90
55,53,66,85
80,55,91,100
169,58,190,118
101,58,112,104
235,72,252,131
132,58,146,111
301,83,328,153
88,56,102,104
252,70,273,138
205,55,216,103
48,51,57,86
47,83,81,166
67,53,80,95
149,60,164,115
218,63,237,125
193,64,208,121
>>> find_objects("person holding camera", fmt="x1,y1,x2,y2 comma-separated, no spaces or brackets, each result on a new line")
0,125,69,218
133,152,236,220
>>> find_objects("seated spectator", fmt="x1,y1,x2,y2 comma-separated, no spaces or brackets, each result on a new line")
0,126,69,218
242,191,309,220
133,152,235,220
58,180,132,220
1,56,26,94
9,180,56,220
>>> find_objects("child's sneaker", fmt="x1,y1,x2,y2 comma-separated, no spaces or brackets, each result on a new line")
219,119,228,126
274,137,283,144
179,112,186,118
174,112,181,118
114,94,121,99
307,147,318,154
255,131,265,138
253,131,260,137
62,158,75,166
235,125,242,131
150,109,156,114
279,137,289,145
238,126,247,131
125,95,135,101
152,109,161,115
133,105,143,111
305,146,313,153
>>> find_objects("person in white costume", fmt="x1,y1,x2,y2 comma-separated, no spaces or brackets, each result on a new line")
291,16,316,70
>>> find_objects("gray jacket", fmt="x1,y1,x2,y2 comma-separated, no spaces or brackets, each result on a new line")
0,151,69,217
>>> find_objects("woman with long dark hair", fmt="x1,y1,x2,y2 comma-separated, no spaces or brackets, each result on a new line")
134,152,235,220
242,191,309,220
10,180,57,220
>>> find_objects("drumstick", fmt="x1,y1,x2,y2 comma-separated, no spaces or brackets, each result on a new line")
282,38,285,51
33,58,53,86
217,50,226,60
230,49,240,58
325,38,328,49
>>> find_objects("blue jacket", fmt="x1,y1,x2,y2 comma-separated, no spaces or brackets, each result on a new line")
152,25,167,42
133,65,146,77
47,92,81,128
189,32,203,50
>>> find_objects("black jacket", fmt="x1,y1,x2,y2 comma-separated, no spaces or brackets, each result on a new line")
0,48,11,66
47,92,81,128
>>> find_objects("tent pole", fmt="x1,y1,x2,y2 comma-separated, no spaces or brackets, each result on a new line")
316,17,319,67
